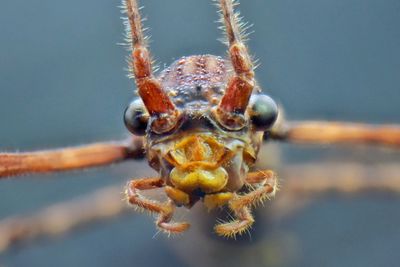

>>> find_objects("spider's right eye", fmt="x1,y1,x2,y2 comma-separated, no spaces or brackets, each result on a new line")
249,94,278,131
124,99,149,136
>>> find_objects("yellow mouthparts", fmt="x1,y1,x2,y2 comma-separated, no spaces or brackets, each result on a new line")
165,135,228,168
170,167,228,193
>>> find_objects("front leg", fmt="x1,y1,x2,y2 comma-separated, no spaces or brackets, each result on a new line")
214,170,277,237
126,178,190,234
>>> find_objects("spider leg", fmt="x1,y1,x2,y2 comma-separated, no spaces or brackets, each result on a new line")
214,170,277,237
215,0,255,116
126,178,190,234
0,137,143,179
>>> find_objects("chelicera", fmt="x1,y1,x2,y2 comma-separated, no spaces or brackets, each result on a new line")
122,0,279,237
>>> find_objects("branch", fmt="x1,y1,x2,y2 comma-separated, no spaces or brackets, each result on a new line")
282,162,400,194
271,121,400,148
0,186,129,252
0,162,399,252
270,162,400,219
0,137,144,179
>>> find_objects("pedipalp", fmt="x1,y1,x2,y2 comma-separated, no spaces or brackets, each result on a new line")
126,178,190,234
214,170,277,237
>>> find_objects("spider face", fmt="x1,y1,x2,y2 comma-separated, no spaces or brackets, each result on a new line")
122,0,279,236
147,55,258,198
125,55,278,207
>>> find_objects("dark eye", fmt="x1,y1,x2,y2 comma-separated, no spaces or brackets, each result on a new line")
124,98,149,136
249,94,278,131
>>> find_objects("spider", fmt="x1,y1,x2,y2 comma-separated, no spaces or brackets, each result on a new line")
119,0,280,237
1,0,400,239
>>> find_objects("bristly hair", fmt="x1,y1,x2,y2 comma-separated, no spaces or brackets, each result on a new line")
119,0,159,81
213,0,259,69
213,0,254,45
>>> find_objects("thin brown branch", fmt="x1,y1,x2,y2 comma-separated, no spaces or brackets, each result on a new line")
271,121,400,148
282,162,400,195
270,162,400,219
0,186,129,252
0,137,144,179
0,162,399,252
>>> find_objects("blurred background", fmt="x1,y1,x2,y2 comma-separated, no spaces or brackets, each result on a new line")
0,0,399,266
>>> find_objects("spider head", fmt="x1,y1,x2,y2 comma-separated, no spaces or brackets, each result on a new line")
136,95,277,195
123,55,279,196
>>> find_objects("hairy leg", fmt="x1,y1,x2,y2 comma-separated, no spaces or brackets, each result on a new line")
214,202,254,238
126,178,190,234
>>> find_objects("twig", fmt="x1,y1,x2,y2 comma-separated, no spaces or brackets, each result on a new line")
270,162,400,219
0,186,128,252
282,162,400,194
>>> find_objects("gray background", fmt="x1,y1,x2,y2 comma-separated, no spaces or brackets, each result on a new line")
0,0,399,266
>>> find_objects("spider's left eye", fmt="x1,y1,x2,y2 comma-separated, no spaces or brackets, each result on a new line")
249,94,278,131
124,98,149,136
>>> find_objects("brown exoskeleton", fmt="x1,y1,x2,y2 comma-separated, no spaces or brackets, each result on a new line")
122,0,279,237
